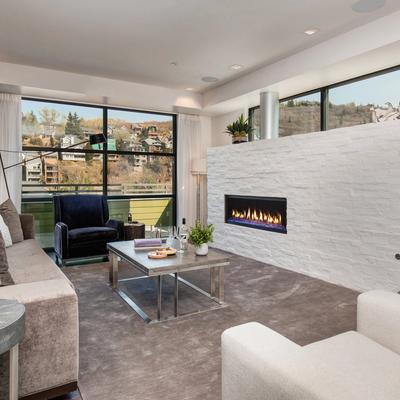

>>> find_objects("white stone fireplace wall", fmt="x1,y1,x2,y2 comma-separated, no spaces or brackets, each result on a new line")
208,121,400,292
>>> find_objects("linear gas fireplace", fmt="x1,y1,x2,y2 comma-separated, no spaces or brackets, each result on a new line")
225,195,287,234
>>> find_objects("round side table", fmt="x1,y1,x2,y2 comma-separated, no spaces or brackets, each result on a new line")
124,222,145,240
0,299,25,400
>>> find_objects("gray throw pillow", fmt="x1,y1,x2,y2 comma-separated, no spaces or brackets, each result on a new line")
0,231,14,286
0,199,24,244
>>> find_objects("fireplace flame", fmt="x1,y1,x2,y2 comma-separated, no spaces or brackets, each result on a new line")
232,208,282,225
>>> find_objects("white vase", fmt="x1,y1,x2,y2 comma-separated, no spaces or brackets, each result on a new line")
195,243,208,256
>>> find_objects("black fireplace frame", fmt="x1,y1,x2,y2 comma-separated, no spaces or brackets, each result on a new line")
224,194,287,234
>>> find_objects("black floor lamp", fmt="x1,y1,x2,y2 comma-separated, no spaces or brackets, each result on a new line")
0,133,106,199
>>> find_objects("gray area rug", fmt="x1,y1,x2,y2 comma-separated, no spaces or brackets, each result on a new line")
63,254,358,400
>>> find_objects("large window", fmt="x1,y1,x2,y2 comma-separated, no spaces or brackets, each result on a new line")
279,92,321,137
21,99,176,248
248,107,261,141
249,93,321,139
328,69,400,129
249,65,400,138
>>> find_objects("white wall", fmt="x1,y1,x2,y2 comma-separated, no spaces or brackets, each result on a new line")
210,108,248,147
208,121,400,292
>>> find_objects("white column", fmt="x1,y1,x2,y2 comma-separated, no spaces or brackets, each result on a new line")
260,91,279,139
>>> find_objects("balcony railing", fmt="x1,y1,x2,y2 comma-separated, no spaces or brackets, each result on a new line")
22,182,173,198
22,196,174,248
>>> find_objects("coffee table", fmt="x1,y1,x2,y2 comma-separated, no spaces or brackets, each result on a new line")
107,241,230,323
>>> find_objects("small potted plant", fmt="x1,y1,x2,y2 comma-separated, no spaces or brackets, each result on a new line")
188,222,214,256
225,113,253,144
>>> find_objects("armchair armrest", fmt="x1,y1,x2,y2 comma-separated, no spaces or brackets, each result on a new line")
222,322,302,400
357,290,400,354
106,219,124,240
55,222,68,259
222,322,356,400
0,279,78,397
19,213,35,240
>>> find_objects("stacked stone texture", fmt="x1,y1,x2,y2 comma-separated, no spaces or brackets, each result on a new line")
208,120,400,291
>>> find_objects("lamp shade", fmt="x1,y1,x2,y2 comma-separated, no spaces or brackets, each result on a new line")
89,133,107,145
191,158,207,175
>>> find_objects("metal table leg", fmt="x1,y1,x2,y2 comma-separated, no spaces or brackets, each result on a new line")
174,273,179,317
210,267,217,297
218,266,225,303
110,257,230,323
9,344,18,400
157,275,162,321
110,252,119,290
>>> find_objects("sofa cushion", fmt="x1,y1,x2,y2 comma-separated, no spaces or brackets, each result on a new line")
0,199,24,243
6,239,70,285
19,214,35,240
69,226,118,242
304,331,400,400
0,231,14,286
0,215,12,247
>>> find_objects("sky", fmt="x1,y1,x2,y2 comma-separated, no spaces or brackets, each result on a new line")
21,100,173,123
302,69,400,106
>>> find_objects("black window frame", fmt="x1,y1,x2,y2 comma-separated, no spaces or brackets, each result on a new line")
21,97,177,228
248,63,400,137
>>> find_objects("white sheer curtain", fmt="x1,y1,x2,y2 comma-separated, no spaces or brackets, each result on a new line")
0,93,22,209
177,114,206,228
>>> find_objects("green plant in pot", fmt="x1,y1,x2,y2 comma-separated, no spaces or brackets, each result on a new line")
225,113,253,144
188,222,214,256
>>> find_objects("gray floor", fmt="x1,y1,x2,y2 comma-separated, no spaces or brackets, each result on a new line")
63,253,358,400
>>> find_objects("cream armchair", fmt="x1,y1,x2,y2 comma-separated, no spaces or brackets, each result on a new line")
222,290,400,400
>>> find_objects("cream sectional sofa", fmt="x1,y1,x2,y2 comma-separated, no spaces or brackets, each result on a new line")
1,214,79,399
222,290,400,400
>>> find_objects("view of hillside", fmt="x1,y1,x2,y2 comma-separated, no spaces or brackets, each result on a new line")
21,103,174,196
327,102,374,129
251,98,398,139
279,100,320,136
22,108,173,152
280,101,382,135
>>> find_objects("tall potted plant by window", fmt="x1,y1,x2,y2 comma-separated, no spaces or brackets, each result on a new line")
225,114,253,144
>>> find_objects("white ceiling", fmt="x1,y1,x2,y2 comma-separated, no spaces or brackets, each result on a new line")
0,0,399,92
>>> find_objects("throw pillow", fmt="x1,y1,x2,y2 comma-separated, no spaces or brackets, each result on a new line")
0,231,14,286
0,215,12,247
0,199,24,243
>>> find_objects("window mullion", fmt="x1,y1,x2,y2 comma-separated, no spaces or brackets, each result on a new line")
321,88,328,131
103,107,108,196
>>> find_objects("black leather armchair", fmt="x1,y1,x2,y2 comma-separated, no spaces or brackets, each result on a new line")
54,194,124,265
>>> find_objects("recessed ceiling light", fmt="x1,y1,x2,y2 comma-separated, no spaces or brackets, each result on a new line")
185,87,194,91
303,28,319,36
201,76,219,83
230,64,243,70
352,0,386,13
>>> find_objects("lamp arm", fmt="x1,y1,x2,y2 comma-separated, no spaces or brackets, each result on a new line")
3,140,89,170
